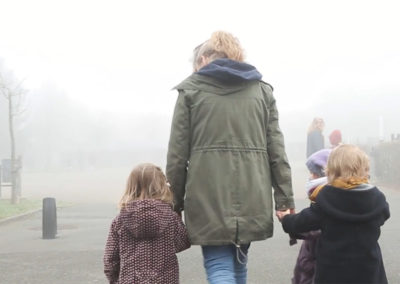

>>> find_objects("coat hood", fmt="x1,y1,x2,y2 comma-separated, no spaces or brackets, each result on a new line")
306,148,331,176
306,176,327,196
174,59,270,96
316,185,389,222
196,58,262,82
120,199,171,240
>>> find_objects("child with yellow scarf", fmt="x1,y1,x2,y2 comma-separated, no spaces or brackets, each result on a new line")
278,144,390,284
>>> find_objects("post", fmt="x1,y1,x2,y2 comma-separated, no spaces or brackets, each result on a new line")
379,116,384,142
42,197,57,239
9,94,18,204
16,156,22,198
0,165,2,198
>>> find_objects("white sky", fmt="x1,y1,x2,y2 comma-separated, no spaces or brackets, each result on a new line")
1,0,399,118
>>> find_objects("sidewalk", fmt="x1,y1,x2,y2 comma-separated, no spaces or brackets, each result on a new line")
0,201,304,284
0,203,118,284
1,190,399,283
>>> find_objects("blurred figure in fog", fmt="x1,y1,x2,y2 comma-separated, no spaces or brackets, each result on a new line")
306,117,325,158
328,129,342,148
167,31,294,284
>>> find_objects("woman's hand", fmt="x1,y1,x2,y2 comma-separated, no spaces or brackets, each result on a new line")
276,209,291,221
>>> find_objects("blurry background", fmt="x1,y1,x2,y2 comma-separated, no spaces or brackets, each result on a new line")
1,0,399,203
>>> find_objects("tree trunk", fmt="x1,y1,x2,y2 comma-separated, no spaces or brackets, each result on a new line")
9,95,18,204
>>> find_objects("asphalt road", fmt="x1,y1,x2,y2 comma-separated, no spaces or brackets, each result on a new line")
0,185,399,284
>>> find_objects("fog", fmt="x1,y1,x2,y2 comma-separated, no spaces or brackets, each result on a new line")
1,0,399,203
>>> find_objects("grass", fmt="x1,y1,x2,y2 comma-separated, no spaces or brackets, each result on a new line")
0,199,74,220
0,199,42,220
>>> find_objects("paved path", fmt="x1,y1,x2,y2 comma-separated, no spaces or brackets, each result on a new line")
1,186,399,284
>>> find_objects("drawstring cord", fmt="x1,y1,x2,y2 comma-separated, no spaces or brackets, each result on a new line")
231,242,248,265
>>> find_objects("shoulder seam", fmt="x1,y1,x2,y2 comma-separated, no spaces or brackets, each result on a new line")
260,80,274,91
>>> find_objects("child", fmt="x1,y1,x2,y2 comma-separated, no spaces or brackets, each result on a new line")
103,163,191,284
328,129,342,148
291,148,331,284
305,148,331,200
278,144,390,284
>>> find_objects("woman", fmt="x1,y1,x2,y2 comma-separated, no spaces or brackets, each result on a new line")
166,31,294,283
306,117,325,158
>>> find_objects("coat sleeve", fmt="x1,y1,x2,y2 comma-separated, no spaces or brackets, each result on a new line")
166,91,191,213
282,203,323,234
172,212,191,253
103,219,120,284
261,83,295,210
380,200,390,225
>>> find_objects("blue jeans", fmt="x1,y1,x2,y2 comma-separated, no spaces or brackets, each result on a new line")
202,244,250,284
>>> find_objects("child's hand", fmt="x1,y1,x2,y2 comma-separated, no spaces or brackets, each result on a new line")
276,209,290,221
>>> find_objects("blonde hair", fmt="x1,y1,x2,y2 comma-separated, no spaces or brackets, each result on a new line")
308,117,325,133
193,31,245,71
326,144,370,184
119,163,173,209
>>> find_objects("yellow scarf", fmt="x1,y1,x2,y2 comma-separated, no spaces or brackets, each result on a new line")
331,177,369,189
309,177,369,202
309,184,325,201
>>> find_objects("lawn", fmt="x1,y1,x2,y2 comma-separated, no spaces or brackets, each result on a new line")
0,199,42,219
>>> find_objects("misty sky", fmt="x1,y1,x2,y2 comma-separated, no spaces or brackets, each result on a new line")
1,0,399,144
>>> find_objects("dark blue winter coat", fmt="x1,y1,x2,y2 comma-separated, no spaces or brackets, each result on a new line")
282,184,390,284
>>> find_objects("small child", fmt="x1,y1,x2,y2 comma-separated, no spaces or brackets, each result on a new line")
328,129,342,148
278,144,390,284
305,148,331,200
103,163,191,284
291,148,331,284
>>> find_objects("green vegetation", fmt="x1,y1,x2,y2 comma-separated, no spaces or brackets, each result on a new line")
0,199,42,219
0,199,74,220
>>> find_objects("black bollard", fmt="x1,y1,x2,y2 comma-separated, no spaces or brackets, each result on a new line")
42,197,57,239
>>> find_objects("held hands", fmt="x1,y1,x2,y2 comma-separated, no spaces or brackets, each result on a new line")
276,208,297,246
276,209,291,222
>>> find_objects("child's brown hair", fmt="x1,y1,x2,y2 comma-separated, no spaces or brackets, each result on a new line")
326,144,370,184
119,163,173,209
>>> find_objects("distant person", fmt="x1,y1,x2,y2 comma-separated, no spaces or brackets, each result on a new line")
103,163,190,284
167,31,294,283
291,148,331,284
328,129,342,148
278,144,390,284
306,117,325,158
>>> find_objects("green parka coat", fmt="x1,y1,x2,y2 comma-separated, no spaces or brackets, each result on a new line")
166,59,294,245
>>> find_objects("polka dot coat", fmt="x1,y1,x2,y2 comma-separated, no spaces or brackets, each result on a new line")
104,199,191,284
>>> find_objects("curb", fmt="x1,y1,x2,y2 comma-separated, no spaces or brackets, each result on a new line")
0,209,42,226
0,205,73,226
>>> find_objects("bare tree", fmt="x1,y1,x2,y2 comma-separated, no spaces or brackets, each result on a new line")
0,71,26,204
